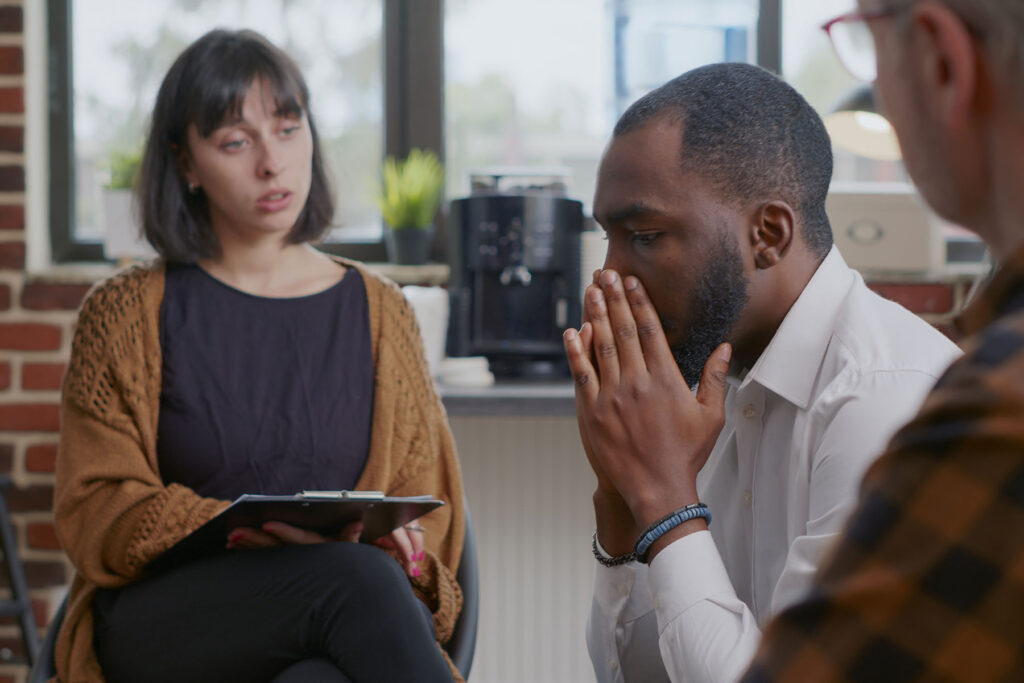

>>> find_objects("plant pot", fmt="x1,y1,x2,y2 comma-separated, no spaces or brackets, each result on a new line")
385,226,433,265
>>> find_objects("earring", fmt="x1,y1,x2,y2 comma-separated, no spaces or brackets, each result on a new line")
187,182,199,194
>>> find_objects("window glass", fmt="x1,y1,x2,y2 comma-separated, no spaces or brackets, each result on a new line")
782,0,907,183
614,0,759,114
72,0,383,244
783,0,855,114
444,0,759,212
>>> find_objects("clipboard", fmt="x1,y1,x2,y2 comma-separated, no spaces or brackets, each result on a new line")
145,490,444,574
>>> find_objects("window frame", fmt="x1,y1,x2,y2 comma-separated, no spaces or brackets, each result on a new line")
46,0,777,264
758,0,782,73
46,0,443,264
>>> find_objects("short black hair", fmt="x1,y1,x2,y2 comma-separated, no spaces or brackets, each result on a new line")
138,29,334,262
615,63,834,258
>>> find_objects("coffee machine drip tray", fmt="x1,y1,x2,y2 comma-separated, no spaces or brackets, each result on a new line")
487,357,570,380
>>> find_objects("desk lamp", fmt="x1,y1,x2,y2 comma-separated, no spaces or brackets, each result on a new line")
824,83,902,161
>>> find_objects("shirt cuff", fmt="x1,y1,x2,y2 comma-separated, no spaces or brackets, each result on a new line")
593,544,655,624
646,529,736,624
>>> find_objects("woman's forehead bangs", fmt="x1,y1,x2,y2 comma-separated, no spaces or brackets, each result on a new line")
185,51,308,138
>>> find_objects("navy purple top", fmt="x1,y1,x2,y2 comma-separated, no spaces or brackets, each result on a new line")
156,262,374,499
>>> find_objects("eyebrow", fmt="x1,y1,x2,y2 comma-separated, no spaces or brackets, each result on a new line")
603,201,668,224
215,101,305,128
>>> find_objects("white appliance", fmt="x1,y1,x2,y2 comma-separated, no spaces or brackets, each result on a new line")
826,182,946,274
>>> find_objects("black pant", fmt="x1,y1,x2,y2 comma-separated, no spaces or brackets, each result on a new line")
92,542,453,683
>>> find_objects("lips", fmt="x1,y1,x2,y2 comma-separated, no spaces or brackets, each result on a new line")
256,189,293,212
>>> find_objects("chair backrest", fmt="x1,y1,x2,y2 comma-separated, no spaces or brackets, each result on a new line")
31,511,480,681
445,505,479,679
27,596,63,683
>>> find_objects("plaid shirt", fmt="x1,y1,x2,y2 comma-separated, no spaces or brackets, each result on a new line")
742,245,1024,682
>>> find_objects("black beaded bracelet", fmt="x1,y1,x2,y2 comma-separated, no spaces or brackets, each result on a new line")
591,532,637,567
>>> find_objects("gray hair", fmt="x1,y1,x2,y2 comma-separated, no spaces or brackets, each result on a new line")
890,0,1024,86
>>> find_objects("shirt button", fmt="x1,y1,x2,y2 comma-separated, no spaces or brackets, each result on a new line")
610,660,619,670
742,403,757,418
743,490,753,507
617,583,629,596
653,596,660,610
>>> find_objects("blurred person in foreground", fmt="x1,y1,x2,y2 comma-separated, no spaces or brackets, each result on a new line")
743,1,1024,680
563,61,960,683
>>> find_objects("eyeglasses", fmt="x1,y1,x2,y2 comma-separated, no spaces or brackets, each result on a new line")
821,6,902,82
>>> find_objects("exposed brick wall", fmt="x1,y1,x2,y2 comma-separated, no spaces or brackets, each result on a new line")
0,3,78,677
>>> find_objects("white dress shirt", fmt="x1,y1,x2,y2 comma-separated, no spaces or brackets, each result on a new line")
587,248,962,683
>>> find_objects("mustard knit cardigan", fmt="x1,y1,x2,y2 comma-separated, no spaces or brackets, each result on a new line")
53,259,465,682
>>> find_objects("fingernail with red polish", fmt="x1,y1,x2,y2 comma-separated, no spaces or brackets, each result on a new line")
418,551,424,561
410,552,417,562
413,566,420,577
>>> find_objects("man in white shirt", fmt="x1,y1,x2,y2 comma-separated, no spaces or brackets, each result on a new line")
562,62,962,683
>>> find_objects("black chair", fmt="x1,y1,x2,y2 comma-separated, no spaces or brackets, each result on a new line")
445,506,479,679
0,476,41,668
27,596,62,683
30,512,480,682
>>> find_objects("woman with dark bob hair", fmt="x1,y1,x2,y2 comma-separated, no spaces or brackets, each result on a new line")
53,29,464,682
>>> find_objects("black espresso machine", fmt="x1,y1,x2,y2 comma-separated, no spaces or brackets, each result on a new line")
447,170,583,379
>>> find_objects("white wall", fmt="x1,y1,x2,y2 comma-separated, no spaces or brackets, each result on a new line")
450,415,599,683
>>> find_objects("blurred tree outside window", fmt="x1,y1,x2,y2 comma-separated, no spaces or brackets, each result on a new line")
73,0,384,245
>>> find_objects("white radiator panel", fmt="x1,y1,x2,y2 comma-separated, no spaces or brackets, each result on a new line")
450,416,599,683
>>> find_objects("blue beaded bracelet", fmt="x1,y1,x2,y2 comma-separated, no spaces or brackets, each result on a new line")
634,503,711,563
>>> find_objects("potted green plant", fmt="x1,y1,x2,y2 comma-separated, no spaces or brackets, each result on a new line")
376,148,444,265
101,147,154,261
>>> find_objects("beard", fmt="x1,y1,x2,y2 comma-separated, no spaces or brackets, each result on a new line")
663,232,749,389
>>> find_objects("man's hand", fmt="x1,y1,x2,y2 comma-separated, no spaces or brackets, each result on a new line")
570,271,641,556
563,269,731,534
573,270,626,496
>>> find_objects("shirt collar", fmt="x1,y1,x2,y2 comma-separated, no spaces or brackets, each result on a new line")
956,243,1024,336
738,246,855,409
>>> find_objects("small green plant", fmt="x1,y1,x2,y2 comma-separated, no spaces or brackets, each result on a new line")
106,148,143,190
377,148,444,229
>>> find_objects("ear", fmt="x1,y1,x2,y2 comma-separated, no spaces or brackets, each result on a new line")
910,1,980,129
173,143,197,187
749,201,795,270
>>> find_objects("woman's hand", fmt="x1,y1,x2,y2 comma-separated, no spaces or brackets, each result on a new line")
373,525,425,578
225,520,425,578
225,519,363,549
